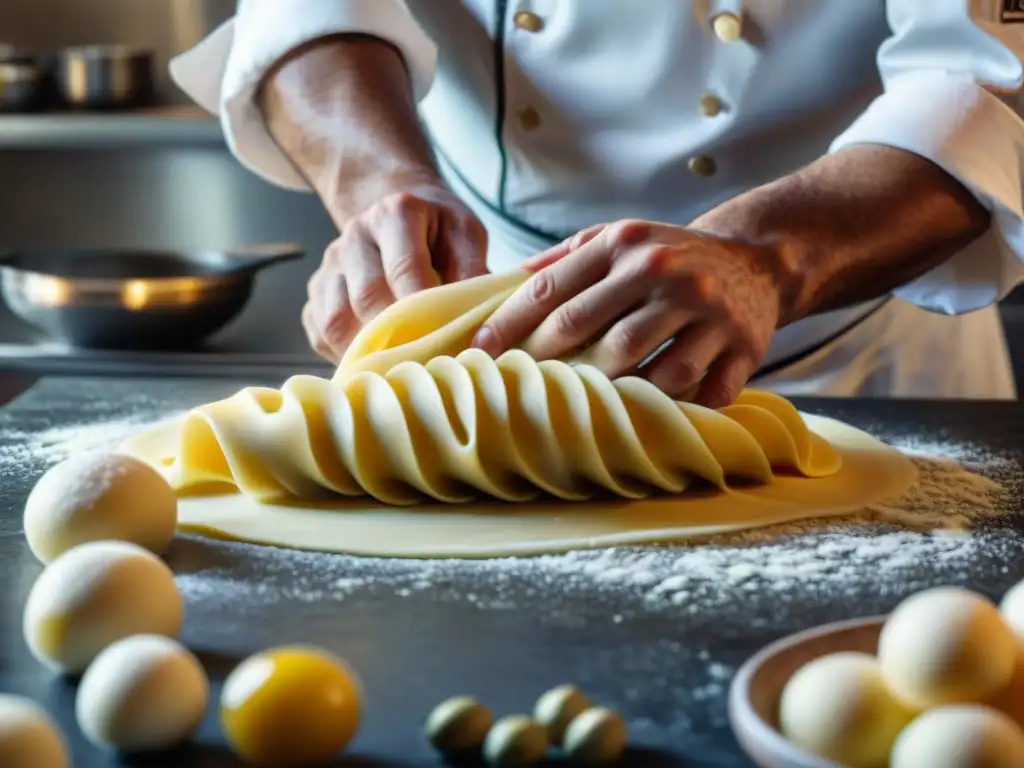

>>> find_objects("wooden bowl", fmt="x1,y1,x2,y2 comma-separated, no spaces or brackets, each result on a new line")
728,615,887,768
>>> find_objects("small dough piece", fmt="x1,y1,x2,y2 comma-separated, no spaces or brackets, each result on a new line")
533,684,590,744
779,652,914,768
878,587,1017,709
426,696,493,758
23,540,183,673
75,634,208,753
890,705,1024,768
0,694,69,768
24,451,177,564
562,707,628,765
220,646,362,766
1001,579,1024,639
483,715,549,767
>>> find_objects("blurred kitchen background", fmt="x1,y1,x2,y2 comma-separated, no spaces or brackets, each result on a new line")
0,0,335,377
0,0,1020,389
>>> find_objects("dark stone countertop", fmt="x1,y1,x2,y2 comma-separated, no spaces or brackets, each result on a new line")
1,375,1023,767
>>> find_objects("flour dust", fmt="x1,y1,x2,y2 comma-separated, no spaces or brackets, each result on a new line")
2,408,1021,760
1,413,1016,621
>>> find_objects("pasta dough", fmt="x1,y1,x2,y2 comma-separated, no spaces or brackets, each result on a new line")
121,271,916,558
124,350,840,505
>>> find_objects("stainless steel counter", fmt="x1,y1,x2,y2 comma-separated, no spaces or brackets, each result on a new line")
0,107,224,149
0,344,332,378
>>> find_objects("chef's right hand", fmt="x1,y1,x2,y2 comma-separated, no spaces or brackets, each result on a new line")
303,184,489,363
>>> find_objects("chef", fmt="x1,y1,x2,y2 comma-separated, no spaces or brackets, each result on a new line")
170,1,1024,405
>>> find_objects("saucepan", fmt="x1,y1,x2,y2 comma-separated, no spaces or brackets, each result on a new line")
0,243,304,350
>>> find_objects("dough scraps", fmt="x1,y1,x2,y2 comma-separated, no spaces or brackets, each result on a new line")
121,271,917,558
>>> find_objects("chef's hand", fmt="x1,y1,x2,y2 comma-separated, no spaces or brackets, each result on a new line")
470,220,787,408
303,184,489,362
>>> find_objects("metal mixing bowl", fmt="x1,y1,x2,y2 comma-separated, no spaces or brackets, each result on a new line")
0,243,304,350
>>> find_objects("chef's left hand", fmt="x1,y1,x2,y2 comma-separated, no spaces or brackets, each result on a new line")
470,220,787,408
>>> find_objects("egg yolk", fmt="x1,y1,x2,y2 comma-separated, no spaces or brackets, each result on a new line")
220,646,361,766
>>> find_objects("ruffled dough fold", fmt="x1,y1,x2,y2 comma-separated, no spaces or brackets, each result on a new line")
122,271,842,505
124,348,841,506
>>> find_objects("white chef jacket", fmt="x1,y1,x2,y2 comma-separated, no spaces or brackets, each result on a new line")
170,0,1024,399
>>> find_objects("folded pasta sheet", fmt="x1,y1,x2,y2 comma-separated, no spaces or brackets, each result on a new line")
122,272,841,505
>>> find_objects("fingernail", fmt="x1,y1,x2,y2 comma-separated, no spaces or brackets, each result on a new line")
700,388,731,410
471,326,499,355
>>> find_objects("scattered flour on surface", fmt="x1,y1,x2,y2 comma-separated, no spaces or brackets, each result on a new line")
2,409,1021,739
0,414,170,467
3,407,1018,757
2,413,1017,618
169,435,1019,617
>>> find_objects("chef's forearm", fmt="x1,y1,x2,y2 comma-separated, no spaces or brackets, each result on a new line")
690,145,991,327
258,36,441,226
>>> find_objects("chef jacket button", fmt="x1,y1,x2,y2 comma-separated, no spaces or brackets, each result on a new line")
712,12,742,43
518,106,541,131
688,155,717,178
698,92,723,117
513,10,544,33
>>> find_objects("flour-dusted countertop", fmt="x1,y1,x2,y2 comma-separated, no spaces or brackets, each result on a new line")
1,375,1023,767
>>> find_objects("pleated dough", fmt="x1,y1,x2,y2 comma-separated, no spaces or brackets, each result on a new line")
122,271,916,558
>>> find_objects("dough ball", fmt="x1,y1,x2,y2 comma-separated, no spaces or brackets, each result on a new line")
533,684,590,744
482,715,549,767
75,634,208,753
24,451,177,564
1001,580,1024,639
220,645,361,766
426,696,493,758
779,651,914,768
23,540,182,673
890,705,1024,768
563,706,628,765
879,586,1017,708
0,694,69,768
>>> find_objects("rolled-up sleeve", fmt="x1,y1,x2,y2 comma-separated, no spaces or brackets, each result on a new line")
168,0,438,191
830,0,1024,314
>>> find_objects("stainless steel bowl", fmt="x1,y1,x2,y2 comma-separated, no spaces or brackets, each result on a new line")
56,45,154,110
0,243,304,350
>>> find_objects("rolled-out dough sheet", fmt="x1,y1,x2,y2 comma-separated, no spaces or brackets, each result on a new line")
165,413,914,559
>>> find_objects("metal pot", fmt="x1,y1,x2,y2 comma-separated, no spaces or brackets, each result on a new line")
0,62,46,113
56,45,155,110
0,243,304,350
0,45,56,113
